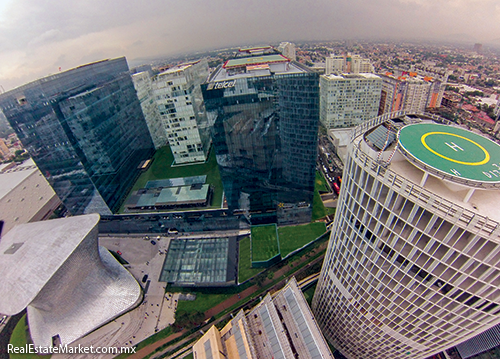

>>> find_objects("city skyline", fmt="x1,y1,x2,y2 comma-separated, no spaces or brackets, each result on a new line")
1,0,500,92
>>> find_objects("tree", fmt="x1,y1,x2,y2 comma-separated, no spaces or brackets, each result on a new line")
173,310,205,332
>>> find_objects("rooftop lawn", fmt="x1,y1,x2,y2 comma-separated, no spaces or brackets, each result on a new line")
278,222,327,258
10,314,49,359
315,171,330,193
251,224,280,262
238,236,263,283
119,145,223,213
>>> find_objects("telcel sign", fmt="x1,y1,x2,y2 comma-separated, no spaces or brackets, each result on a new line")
207,80,236,90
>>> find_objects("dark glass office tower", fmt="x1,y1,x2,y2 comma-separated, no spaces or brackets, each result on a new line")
0,58,154,215
202,52,319,225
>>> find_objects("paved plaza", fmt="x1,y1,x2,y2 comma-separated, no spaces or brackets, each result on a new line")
51,229,249,359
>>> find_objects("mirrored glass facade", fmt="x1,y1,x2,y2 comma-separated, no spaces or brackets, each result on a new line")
0,58,155,215
202,56,319,225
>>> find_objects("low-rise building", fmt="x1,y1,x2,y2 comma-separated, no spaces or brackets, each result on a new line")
0,159,61,234
193,277,333,359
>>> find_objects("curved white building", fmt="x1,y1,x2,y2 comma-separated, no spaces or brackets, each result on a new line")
0,214,142,347
313,112,500,359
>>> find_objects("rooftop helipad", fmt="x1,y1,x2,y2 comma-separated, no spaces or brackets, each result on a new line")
398,123,500,184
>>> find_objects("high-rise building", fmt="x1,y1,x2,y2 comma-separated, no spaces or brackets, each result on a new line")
325,54,345,75
193,277,334,359
313,112,500,359
325,53,374,75
202,51,319,225
131,70,167,149
152,59,211,164
0,58,154,215
348,54,374,74
320,73,382,129
378,69,448,115
277,41,297,61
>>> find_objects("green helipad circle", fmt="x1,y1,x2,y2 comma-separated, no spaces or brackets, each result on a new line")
398,123,500,183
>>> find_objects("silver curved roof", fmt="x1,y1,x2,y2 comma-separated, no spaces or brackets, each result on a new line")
0,214,100,314
0,214,142,346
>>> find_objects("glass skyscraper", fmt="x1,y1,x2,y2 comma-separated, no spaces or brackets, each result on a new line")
0,58,154,215
202,51,319,225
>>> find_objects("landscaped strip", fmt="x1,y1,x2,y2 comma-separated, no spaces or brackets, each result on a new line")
238,236,263,283
278,222,327,258
250,224,279,262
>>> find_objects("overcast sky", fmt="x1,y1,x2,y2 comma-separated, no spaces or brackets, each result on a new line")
0,0,499,91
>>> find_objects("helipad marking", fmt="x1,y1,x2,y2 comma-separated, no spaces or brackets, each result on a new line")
421,132,490,166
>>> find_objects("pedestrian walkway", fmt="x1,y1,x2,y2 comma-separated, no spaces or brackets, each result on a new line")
127,330,185,359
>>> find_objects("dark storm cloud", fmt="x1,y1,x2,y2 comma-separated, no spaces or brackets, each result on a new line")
0,0,499,91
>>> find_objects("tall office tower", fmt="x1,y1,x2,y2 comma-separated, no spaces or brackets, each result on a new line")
325,54,346,75
0,58,155,215
152,59,210,164
277,41,297,61
132,70,167,149
378,69,448,115
320,73,382,129
313,112,500,359
202,51,319,225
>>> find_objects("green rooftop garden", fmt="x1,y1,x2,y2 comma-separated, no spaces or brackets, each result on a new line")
278,222,327,258
250,224,279,262
119,145,223,213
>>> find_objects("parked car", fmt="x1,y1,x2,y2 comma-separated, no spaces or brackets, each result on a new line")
142,275,148,283
151,240,156,245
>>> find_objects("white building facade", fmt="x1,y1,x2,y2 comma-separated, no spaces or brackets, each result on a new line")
152,59,210,164
131,71,167,149
320,73,382,129
278,41,296,61
325,55,345,75
0,159,60,234
313,112,500,359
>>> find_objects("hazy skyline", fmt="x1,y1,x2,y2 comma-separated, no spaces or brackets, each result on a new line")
0,0,499,91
